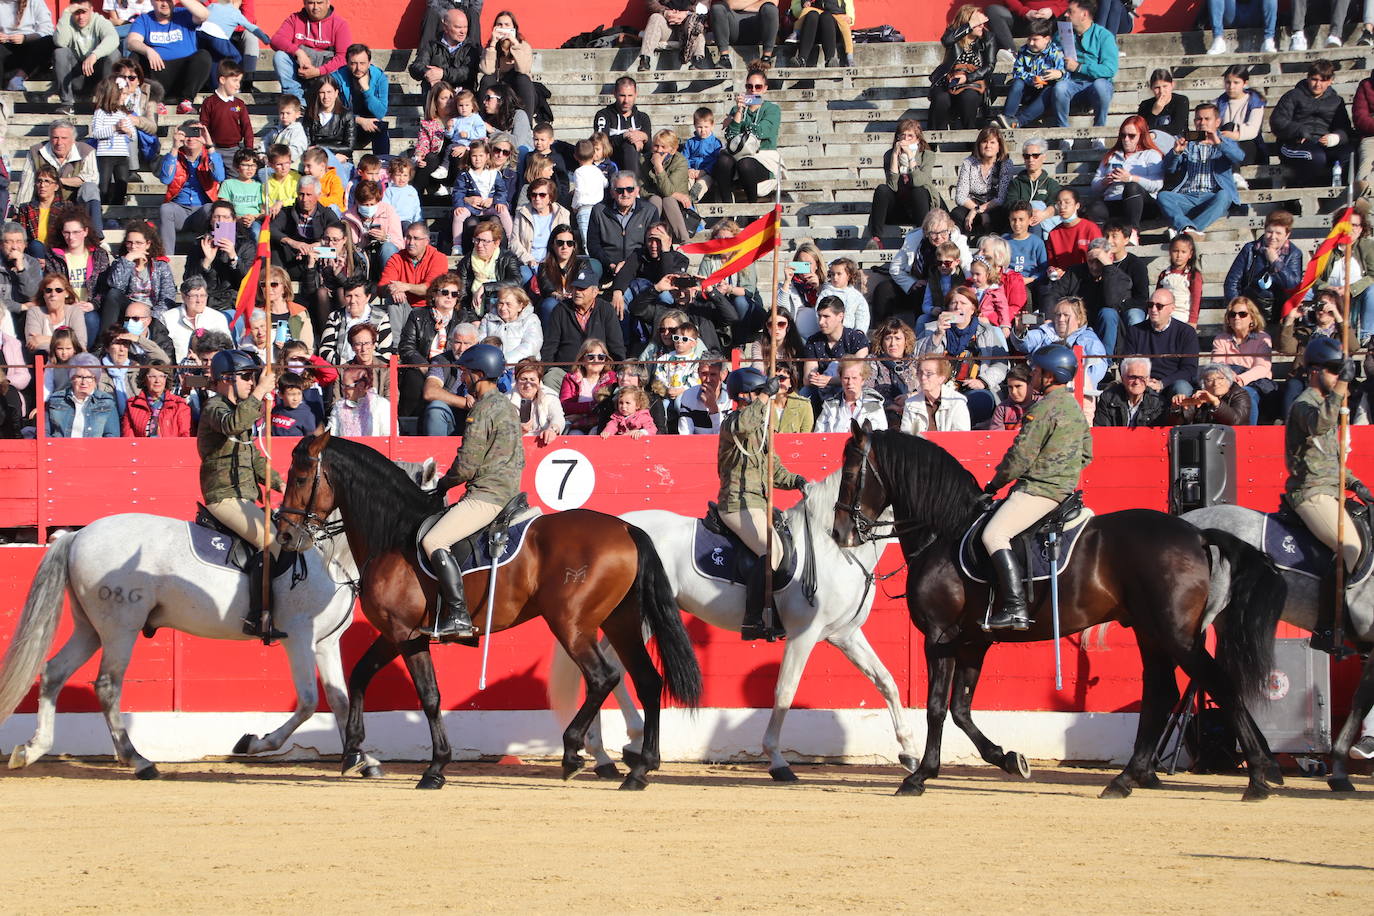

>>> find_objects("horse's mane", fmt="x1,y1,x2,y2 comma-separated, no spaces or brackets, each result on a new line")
869,430,983,542
311,436,442,554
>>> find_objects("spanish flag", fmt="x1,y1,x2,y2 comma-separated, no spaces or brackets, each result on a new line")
231,223,271,331
681,206,781,286
1283,206,1355,318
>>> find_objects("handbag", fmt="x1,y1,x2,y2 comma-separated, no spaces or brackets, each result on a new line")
725,130,761,157
943,61,986,96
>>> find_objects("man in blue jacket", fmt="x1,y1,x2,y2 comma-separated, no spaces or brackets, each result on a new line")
1156,103,1245,238
332,44,390,155
1050,0,1118,139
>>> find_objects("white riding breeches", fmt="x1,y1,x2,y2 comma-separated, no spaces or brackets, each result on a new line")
720,507,784,569
1295,494,1363,575
207,498,278,557
421,498,503,555
981,491,1060,555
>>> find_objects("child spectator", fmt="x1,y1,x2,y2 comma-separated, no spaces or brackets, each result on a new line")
979,235,1027,319
683,106,721,204
346,153,385,209
450,138,512,254
89,76,136,209
344,179,402,274
196,0,271,71
969,252,1013,331
600,385,656,438
989,364,1038,430
1001,18,1065,129
653,319,702,400
0,365,24,439
301,147,346,213
1045,188,1100,277
282,339,336,420
447,88,487,160
1157,233,1204,325
220,150,266,230
258,95,308,169
819,257,870,331
384,157,423,231
591,131,619,184
264,145,299,217
199,60,253,153
270,371,319,436
1004,202,1048,284
414,81,457,197
922,240,968,317
571,138,608,243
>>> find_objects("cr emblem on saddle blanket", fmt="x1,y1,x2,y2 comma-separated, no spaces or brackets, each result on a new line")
415,493,543,580
1263,503,1373,586
692,502,804,592
958,495,1094,585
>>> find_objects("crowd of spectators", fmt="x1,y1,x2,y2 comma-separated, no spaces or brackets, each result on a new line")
2,0,1374,442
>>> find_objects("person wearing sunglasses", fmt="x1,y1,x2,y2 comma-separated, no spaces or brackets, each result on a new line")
1087,115,1164,230
868,208,971,326
585,173,660,321
541,260,626,393
399,272,475,420
533,226,583,322
510,177,572,281
712,60,781,204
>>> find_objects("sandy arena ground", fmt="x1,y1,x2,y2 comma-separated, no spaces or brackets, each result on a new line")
2,758,1373,912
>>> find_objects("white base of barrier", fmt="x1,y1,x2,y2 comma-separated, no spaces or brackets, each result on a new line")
0,708,1142,766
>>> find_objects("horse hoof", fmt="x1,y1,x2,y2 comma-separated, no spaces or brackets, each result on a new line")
415,773,446,790
1136,770,1163,790
898,754,919,774
1242,782,1272,802
8,746,26,769
1265,764,1286,787
341,752,365,777
361,765,384,779
593,763,621,779
1099,780,1131,799
894,778,925,797
561,756,585,781
622,749,644,771
232,734,255,755
619,774,648,791
1328,776,1356,793
769,765,799,782
1002,751,1031,780
134,763,160,780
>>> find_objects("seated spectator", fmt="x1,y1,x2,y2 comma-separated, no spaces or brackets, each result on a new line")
899,353,971,434
791,0,854,67
163,275,229,361
1004,203,1049,288
183,200,253,314
26,272,89,353
260,97,307,175
15,164,65,262
586,173,658,293
270,371,321,436
455,219,522,316
332,44,390,156
952,126,1013,238
1271,59,1352,188
736,305,805,371
677,352,731,435
914,286,1009,425
0,221,43,324
929,5,994,132
1156,233,1204,326
299,222,366,334
968,251,1015,332
651,318,702,402
1044,188,1100,276
318,284,392,369
330,322,392,404
532,225,583,321
684,107,722,207
801,295,870,401
509,178,572,284
1000,17,1064,130
121,361,190,436
509,358,564,444
1288,0,1357,50
304,79,355,180
116,298,175,363
713,61,782,204
1209,295,1272,424
262,265,315,352
1121,287,1199,399
480,82,532,152
869,317,919,426
343,179,402,279
477,11,540,119
196,0,271,84
420,319,479,435
818,256,869,331
270,173,343,280
199,60,253,153
0,364,25,439
1087,116,1163,229
630,272,739,355
1050,0,1118,139
477,283,542,364
1205,0,1276,54
450,139,513,255
989,363,1038,431
398,273,468,418
1013,295,1108,391
1094,356,1167,426
44,208,111,345
643,131,693,244
379,223,448,336
868,209,971,323
328,364,390,436
616,362,671,434
777,241,826,335
698,219,762,324
865,119,943,248
46,354,119,437
984,0,1064,59
1169,363,1251,426
127,0,212,113
94,326,144,413
0,0,54,91
417,0,481,52
1137,68,1190,146
410,9,479,92
54,0,119,115
14,122,102,246
1006,138,1061,241
1155,103,1244,239
1223,209,1303,325
270,0,351,103
1318,202,1374,340
639,0,708,72
600,385,656,439
40,328,85,401
1357,65,1374,200
1278,287,1345,415
708,0,780,69
1216,66,1267,185
539,261,627,389
560,338,617,434
593,76,651,178
815,355,887,432
157,121,225,255
1102,221,1149,315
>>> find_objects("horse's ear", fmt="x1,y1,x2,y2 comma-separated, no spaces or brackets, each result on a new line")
850,418,867,439
307,430,331,457
861,419,874,434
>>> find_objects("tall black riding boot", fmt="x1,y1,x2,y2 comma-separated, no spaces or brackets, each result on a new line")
242,552,288,645
423,548,477,642
741,561,786,642
1310,561,1356,659
984,549,1031,631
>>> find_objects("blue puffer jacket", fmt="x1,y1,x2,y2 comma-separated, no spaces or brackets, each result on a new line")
46,388,121,437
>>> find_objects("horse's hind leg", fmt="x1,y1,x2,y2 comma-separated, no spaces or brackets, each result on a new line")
829,629,919,774
10,613,101,770
341,635,399,777
398,637,451,790
601,603,663,791
948,642,1031,780
1329,656,1374,792
90,632,158,779
550,628,622,782
1102,646,1178,799
1178,648,1276,801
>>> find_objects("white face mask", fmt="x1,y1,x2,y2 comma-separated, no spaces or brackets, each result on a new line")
357,204,378,218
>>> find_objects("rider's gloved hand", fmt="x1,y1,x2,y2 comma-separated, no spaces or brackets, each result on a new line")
762,376,781,397
1338,358,1359,383
983,481,1000,496
1354,481,1374,505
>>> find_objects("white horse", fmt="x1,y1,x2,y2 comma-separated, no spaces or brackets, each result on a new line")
0,458,435,779
549,470,918,780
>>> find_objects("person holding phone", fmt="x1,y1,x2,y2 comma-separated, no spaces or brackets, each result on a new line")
1155,102,1244,240
156,119,226,256
712,59,781,204
476,11,539,118
184,199,255,313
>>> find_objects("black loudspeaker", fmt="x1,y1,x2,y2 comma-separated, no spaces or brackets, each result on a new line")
1168,424,1237,515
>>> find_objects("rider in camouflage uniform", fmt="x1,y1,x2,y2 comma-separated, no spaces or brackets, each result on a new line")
422,344,524,642
719,367,809,641
198,349,288,644
1287,337,1373,655
981,345,1093,631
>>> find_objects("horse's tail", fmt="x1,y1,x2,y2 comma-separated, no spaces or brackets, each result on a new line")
627,524,702,708
1202,528,1287,703
0,535,75,724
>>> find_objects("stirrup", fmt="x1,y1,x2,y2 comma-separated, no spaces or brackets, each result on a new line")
1310,629,1357,660
741,608,785,642
242,614,287,645
422,605,478,643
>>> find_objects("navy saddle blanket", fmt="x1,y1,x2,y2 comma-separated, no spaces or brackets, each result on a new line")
187,520,247,570
1263,509,1373,586
416,510,541,579
692,513,797,589
958,504,1093,584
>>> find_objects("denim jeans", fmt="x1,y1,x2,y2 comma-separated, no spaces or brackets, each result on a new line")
1051,77,1114,128
1164,379,1195,399
1355,285,1374,341
1156,189,1233,233
1243,383,1263,425
422,401,460,436
1003,78,1051,126
273,50,311,104
1209,0,1277,39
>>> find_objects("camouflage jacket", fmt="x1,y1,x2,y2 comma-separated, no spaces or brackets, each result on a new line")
440,386,524,506
717,395,805,513
988,386,1092,501
1285,386,1362,505
197,394,282,504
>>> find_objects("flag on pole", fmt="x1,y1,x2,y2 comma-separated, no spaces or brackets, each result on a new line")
1282,206,1355,318
231,223,272,330
681,206,781,286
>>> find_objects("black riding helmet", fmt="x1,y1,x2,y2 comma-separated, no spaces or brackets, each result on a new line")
1304,336,1345,373
457,343,507,383
210,349,262,383
727,366,779,399
1029,344,1078,385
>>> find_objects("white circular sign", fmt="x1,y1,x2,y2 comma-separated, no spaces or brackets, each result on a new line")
534,448,596,510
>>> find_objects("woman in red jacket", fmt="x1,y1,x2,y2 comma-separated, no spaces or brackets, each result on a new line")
122,362,193,437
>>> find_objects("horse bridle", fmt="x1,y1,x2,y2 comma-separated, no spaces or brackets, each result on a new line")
275,453,341,544
838,434,898,544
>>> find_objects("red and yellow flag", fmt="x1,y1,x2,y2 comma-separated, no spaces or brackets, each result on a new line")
231,223,272,330
681,206,781,286
1283,206,1354,318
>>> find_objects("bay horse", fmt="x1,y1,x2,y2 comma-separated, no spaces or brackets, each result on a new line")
274,432,702,791
831,422,1288,800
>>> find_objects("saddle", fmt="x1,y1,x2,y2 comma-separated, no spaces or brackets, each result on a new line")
1266,498,1374,587
958,491,1094,597
189,504,256,572
693,501,799,592
415,492,541,580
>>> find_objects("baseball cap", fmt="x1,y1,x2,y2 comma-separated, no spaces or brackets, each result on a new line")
571,260,602,289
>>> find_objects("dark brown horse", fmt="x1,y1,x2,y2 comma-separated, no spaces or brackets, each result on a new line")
831,423,1288,800
275,433,701,790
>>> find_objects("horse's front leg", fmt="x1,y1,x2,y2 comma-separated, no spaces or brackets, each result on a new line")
399,637,451,790
761,627,825,782
949,641,1031,780
1330,655,1374,793
828,628,919,774
233,628,320,757
899,641,957,796
341,635,399,777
